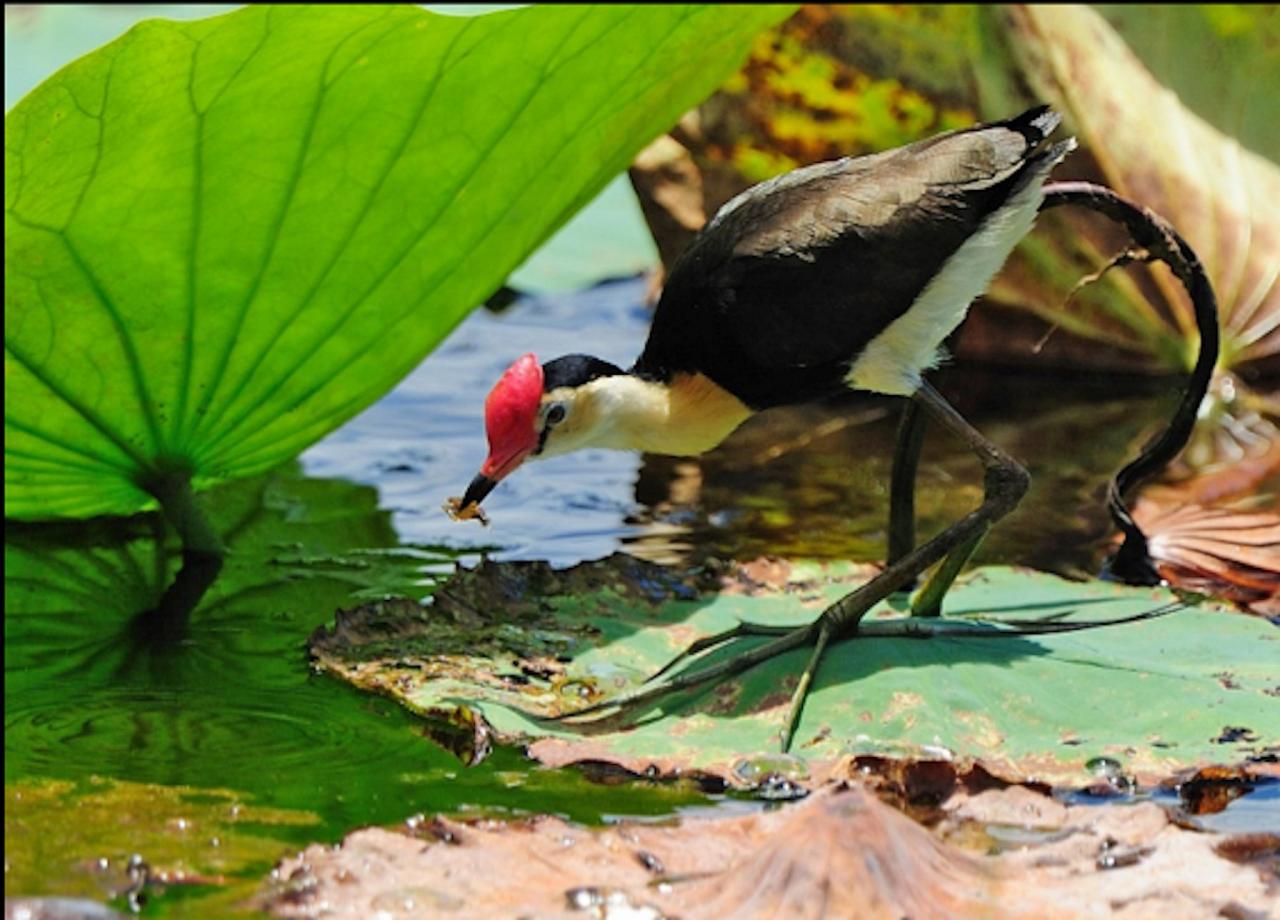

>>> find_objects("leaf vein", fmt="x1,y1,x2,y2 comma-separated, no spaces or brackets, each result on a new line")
183,10,410,454
176,44,206,446
4,342,150,471
195,14,494,461
209,11,686,464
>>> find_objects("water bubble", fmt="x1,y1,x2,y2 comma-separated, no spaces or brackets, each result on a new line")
730,753,808,786
565,886,605,910
1085,756,1123,778
634,850,665,874
731,754,809,800
1082,756,1135,795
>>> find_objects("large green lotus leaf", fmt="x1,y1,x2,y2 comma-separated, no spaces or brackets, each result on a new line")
311,557,1279,784
5,7,659,297
4,4,792,520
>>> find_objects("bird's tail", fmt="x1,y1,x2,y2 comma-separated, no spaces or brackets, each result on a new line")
1005,104,1062,145
996,106,1076,198
1016,104,1075,169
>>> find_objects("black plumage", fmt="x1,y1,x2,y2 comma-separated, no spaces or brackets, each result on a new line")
633,106,1065,408
542,354,624,391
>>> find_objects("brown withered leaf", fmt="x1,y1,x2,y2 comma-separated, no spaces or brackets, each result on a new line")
260,780,1278,919
1177,765,1253,817
1129,500,1280,616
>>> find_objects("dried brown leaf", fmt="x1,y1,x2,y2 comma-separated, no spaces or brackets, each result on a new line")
260,781,1278,919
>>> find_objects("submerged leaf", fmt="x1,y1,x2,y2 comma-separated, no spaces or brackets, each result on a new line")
5,777,318,911
4,4,792,520
311,557,1280,784
1126,438,1280,616
1138,503,1280,609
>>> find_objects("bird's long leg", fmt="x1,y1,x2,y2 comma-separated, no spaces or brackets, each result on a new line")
558,383,1032,751
888,392,995,618
909,526,988,617
808,378,1029,637
767,383,1030,747
650,393,940,685
889,356,994,618
887,396,926,567
889,389,1000,618
557,621,821,723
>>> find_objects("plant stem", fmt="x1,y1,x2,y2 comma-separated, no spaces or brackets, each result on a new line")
145,472,225,557
131,472,224,642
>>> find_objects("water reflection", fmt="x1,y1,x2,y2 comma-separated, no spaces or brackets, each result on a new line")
4,463,715,831
6,470,430,799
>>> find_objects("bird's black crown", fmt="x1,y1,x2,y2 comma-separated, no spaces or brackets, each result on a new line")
541,354,624,391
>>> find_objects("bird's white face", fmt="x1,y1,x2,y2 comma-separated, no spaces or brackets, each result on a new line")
453,370,646,517
532,389,576,459
533,385,615,459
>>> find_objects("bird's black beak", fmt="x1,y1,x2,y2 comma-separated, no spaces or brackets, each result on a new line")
461,473,497,508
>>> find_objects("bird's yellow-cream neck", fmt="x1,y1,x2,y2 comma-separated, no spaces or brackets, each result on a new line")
541,372,753,458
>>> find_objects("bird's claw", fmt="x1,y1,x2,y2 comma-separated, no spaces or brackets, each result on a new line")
643,619,798,685
546,620,822,744
542,600,1185,751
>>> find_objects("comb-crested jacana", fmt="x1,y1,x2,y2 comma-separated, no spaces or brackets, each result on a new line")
448,105,1219,749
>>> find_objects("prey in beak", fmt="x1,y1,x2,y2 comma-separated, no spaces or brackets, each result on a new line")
444,353,543,524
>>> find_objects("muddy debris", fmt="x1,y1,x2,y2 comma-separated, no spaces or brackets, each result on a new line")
1177,765,1255,816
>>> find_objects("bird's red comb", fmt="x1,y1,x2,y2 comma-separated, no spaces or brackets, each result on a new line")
481,353,543,480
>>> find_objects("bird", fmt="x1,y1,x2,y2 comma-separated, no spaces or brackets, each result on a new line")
454,105,1071,509
444,105,1210,748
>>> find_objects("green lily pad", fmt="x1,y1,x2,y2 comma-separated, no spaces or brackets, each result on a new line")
5,4,791,520
311,556,1280,784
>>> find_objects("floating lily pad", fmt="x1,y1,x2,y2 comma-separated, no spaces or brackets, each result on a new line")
311,556,1279,784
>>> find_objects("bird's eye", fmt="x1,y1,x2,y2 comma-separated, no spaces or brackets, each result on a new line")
546,403,567,426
